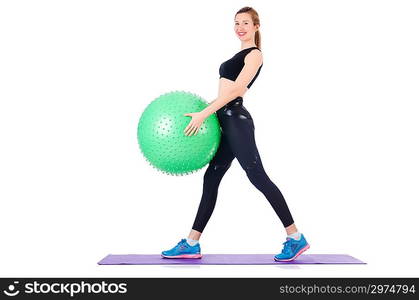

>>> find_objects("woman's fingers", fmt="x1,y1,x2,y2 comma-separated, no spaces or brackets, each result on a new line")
184,123,190,134
185,127,192,136
184,122,195,136
184,122,200,136
193,124,201,135
183,112,203,136
189,125,197,136
191,126,197,136
184,121,193,134
183,112,205,136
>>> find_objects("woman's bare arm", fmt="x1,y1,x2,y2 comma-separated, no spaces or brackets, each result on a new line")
201,49,263,117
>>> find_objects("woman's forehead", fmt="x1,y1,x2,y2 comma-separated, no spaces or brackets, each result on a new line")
235,13,251,22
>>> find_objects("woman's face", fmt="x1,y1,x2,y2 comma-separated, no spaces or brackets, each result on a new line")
234,13,259,42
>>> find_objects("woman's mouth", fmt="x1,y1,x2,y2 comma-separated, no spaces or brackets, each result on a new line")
237,32,247,37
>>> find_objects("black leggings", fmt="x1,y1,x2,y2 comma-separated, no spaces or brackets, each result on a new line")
192,97,295,232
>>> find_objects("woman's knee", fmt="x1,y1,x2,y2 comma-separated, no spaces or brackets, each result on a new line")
204,160,233,179
238,153,263,175
242,160,272,187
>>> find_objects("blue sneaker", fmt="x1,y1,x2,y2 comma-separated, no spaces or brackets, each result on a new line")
274,233,310,262
161,239,202,259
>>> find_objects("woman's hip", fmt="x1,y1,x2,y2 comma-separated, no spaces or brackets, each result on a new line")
216,96,253,121
216,98,255,134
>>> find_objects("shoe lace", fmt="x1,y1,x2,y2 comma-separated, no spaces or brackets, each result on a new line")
281,238,293,254
177,239,188,249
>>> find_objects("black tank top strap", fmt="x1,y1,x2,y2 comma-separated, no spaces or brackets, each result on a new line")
238,46,259,54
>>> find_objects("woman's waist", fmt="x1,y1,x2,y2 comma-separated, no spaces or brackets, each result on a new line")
216,97,252,120
223,96,243,108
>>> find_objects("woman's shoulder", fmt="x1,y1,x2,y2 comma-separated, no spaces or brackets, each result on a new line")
246,48,263,62
248,47,262,57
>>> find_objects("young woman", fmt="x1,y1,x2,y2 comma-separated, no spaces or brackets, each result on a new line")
162,6,310,262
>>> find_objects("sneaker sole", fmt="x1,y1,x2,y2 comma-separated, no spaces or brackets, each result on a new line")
274,243,310,262
161,254,203,259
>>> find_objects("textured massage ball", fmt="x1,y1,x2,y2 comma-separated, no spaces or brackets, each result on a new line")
137,90,221,176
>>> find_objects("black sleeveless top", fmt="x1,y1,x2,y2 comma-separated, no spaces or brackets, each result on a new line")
219,46,263,89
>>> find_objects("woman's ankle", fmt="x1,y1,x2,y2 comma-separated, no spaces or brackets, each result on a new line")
185,237,199,246
188,229,202,241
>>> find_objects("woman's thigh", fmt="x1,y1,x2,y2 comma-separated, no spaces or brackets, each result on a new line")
208,129,235,169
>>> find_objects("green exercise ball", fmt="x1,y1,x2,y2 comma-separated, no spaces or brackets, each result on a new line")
137,90,221,176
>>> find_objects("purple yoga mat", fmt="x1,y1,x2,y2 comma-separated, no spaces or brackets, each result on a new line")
98,254,366,265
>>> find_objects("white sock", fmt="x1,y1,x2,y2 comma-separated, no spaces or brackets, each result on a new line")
287,231,301,241
186,238,199,246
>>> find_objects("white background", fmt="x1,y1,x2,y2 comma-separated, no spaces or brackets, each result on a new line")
0,0,418,277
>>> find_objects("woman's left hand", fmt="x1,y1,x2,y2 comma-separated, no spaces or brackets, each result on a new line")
183,111,207,136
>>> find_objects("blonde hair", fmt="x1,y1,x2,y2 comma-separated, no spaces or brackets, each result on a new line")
235,6,261,49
